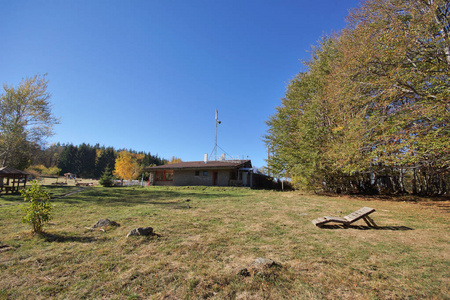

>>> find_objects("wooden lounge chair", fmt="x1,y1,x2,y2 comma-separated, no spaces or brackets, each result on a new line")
312,207,378,228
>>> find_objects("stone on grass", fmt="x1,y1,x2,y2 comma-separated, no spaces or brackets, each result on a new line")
127,227,154,237
93,219,120,228
251,257,277,268
238,257,280,277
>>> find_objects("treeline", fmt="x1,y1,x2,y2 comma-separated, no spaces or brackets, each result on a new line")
0,75,167,178
29,143,167,179
265,0,449,196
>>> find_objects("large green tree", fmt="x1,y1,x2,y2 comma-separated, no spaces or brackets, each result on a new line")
265,37,343,191
337,0,450,194
0,75,59,169
266,0,449,195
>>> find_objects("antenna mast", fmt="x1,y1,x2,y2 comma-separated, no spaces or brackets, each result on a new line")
214,109,221,160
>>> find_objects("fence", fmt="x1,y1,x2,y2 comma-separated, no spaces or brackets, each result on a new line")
113,180,147,187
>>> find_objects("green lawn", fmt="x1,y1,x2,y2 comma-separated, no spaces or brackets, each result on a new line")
0,186,448,299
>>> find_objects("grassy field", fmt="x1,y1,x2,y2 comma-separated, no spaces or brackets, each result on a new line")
0,186,448,299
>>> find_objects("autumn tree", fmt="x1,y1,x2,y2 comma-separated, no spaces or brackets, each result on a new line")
266,0,449,195
168,156,183,164
0,74,59,169
336,0,450,194
113,151,141,184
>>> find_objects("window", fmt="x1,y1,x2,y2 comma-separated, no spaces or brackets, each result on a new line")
203,171,208,176
195,171,199,176
155,172,164,181
165,171,173,181
155,170,173,181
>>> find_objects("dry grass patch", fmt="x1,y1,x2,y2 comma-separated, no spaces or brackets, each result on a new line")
0,186,448,299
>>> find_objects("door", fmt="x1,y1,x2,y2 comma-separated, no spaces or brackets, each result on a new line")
242,172,248,186
213,171,218,186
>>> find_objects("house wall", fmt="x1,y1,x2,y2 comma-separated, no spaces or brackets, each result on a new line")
152,180,173,186
149,171,173,186
172,169,231,186
150,169,241,187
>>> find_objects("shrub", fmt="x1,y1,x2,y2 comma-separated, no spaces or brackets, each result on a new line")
21,181,53,233
27,164,61,176
99,167,114,187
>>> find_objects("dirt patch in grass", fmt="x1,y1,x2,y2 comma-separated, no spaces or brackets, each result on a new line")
0,187,448,299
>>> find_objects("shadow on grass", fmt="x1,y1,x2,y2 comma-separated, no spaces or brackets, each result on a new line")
318,225,414,230
53,187,241,207
1,187,242,212
0,186,83,203
39,232,99,243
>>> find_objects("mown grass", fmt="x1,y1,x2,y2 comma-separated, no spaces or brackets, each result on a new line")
0,186,448,299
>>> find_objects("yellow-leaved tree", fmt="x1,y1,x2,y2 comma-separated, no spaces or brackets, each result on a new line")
113,151,141,184
168,156,182,164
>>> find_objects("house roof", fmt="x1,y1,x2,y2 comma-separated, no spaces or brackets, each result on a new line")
0,166,29,176
146,160,252,171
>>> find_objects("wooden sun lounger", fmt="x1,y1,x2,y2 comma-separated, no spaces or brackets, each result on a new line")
312,207,377,228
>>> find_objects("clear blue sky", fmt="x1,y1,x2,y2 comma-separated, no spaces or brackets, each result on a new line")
1,0,360,168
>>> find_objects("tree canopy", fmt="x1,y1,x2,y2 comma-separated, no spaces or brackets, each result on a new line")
168,156,183,164
113,151,141,182
265,0,449,195
0,74,59,169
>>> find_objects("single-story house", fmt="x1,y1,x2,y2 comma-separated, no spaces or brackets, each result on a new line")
146,160,254,187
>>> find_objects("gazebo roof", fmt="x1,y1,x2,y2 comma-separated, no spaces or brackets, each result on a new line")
0,166,29,176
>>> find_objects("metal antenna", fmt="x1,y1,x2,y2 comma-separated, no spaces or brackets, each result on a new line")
214,109,221,160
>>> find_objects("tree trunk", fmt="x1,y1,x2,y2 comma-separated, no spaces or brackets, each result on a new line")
399,167,406,194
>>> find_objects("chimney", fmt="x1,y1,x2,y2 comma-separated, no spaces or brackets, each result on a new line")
204,153,208,164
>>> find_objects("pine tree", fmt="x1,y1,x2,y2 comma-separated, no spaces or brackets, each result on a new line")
99,166,114,187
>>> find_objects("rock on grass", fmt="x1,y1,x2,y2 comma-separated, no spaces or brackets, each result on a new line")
126,227,154,237
92,219,120,228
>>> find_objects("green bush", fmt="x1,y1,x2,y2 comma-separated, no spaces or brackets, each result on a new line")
21,181,53,233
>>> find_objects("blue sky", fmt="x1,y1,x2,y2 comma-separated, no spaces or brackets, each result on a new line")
1,0,360,168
